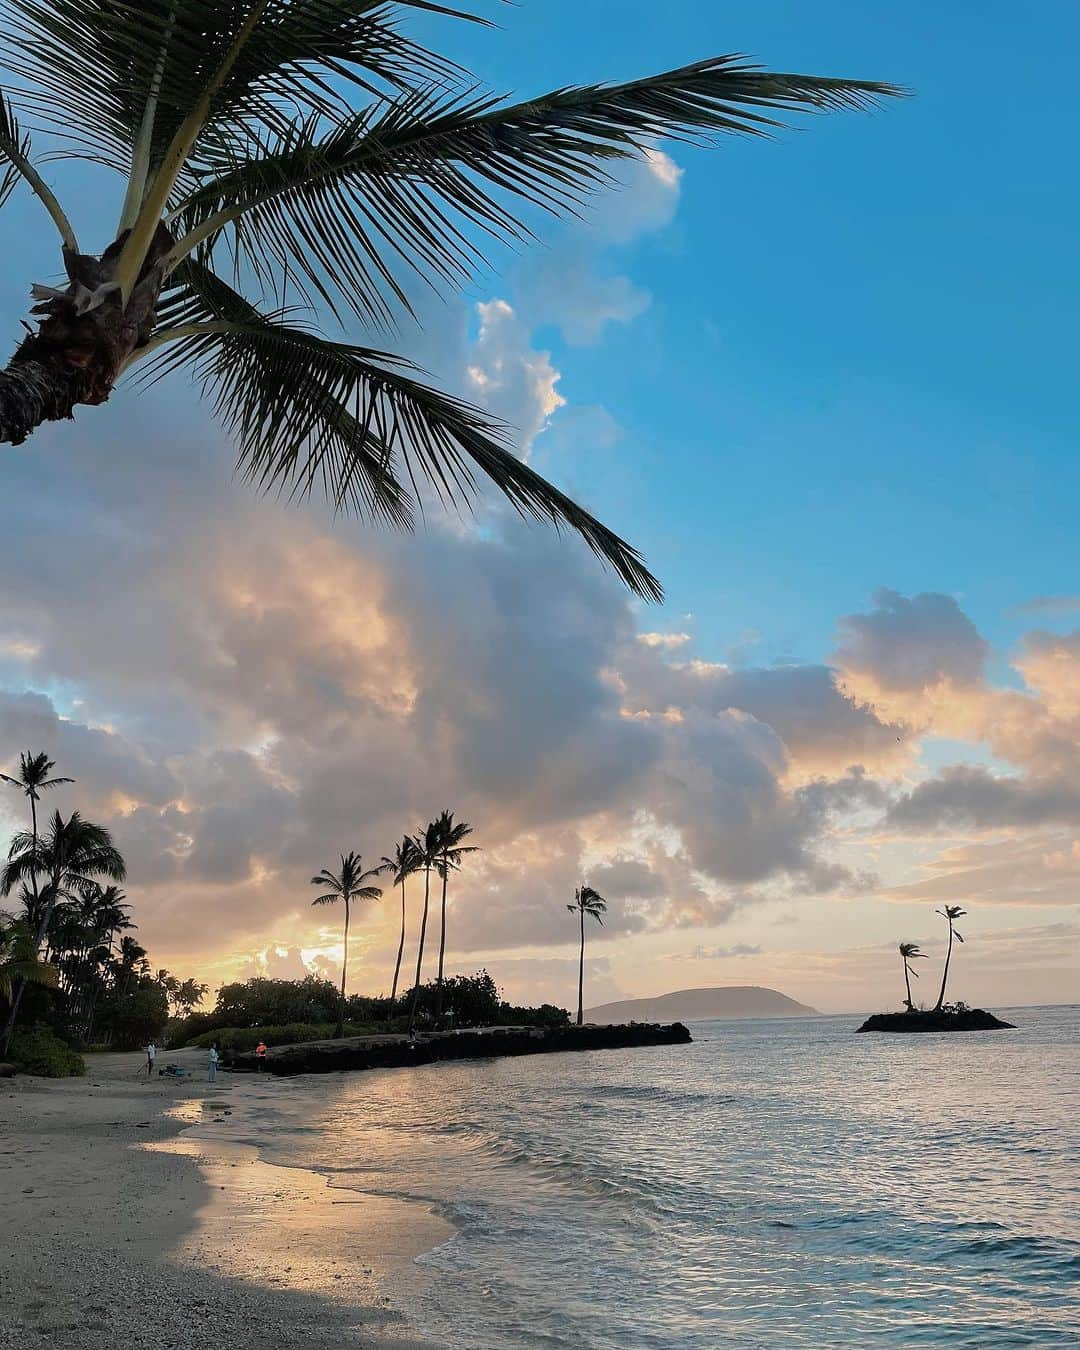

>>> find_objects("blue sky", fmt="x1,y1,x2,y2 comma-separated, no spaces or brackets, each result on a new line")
0,2,1077,1012
411,1,1080,664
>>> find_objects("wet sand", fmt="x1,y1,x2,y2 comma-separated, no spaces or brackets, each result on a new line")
0,1048,450,1349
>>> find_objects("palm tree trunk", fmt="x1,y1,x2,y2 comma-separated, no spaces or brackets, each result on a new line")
903,960,913,1011
335,899,349,1039
0,359,82,446
577,906,585,1027
934,924,953,1012
408,865,431,1036
389,879,406,1012
434,862,448,1028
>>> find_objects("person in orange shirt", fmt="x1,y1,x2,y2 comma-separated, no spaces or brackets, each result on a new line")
255,1041,267,1072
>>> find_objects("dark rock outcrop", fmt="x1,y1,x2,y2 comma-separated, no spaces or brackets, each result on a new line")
856,1008,1015,1033
229,1021,692,1077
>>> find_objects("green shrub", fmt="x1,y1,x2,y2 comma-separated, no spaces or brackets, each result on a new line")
11,1027,86,1077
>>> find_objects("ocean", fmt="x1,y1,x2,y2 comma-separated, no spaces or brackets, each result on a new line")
232,1007,1080,1347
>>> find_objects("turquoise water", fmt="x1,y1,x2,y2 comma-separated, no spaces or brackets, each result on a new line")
251,1007,1080,1347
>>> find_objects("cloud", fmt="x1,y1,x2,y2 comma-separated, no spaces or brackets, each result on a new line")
887,765,1080,832
663,942,764,961
836,587,988,706
516,149,682,345
1006,595,1080,618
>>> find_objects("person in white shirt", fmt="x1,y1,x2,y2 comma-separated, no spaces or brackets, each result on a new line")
208,1044,219,1082
145,1041,156,1078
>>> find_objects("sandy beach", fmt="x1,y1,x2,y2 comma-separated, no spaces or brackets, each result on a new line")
0,1050,450,1349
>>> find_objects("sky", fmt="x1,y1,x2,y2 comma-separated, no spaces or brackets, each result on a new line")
0,1,1078,1015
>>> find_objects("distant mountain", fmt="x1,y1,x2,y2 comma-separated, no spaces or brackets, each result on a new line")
584,985,817,1024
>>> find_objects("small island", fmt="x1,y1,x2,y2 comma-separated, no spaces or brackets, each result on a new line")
857,1007,1015,1034
858,906,1017,1034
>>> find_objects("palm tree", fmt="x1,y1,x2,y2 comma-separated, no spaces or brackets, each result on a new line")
310,851,382,1038
0,918,56,1006
407,818,443,1038
378,836,420,1015
1,752,74,915
933,906,967,1012
898,942,927,1012
0,809,125,1051
0,4,900,597
567,886,607,1027
432,811,478,1029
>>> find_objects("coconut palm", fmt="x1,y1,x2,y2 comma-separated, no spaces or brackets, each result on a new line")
378,835,420,1014
310,851,382,1037
898,941,927,1012
407,818,444,1037
0,809,125,1051
933,906,967,1012
1,752,74,914
0,3,900,597
431,811,478,1028
0,918,56,1005
567,885,607,1027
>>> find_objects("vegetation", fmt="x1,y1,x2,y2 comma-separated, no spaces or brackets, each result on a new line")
0,3,899,598
933,906,966,1012
171,970,570,1049
310,851,383,1037
379,836,420,1014
568,885,607,1026
0,750,206,1062
432,811,477,1029
898,941,927,1012
8,1026,85,1077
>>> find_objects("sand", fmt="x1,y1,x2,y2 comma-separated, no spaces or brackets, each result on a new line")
0,1048,452,1349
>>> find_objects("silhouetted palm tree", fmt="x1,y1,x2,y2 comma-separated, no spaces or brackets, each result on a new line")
898,941,927,1012
567,886,607,1026
432,811,478,1028
310,851,382,1038
933,906,967,1011
0,918,56,1005
1,752,73,915
378,836,420,1015
407,819,443,1037
1,809,124,1051
0,4,899,597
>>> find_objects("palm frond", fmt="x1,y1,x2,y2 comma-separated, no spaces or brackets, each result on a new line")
144,263,662,598
168,61,903,322
310,892,340,906
0,0,472,171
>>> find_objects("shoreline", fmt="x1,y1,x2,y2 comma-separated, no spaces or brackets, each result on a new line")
0,1048,449,1349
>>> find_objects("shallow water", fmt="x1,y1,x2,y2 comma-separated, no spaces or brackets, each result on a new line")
246,1006,1080,1347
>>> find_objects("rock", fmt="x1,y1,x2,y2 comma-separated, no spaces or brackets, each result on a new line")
0,1063,17,1078
229,1022,693,1076
856,1008,1016,1033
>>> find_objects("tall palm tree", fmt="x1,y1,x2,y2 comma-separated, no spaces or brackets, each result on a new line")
310,851,382,1038
0,918,56,1006
567,885,607,1027
933,906,967,1012
432,811,478,1028
0,3,900,597
1,752,74,914
378,835,420,1015
0,809,125,1051
898,941,927,1012
407,818,443,1037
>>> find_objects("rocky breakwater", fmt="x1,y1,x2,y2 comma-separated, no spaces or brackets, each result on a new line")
229,1022,693,1076
857,1008,1016,1033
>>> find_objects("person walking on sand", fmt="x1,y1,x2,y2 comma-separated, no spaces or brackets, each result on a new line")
145,1041,156,1078
255,1041,267,1072
208,1043,219,1083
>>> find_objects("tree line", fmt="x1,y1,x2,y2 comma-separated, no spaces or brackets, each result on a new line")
0,751,207,1057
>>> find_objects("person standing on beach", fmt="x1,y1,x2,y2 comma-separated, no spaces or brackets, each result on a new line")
255,1041,267,1072
208,1043,219,1082
145,1041,156,1078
